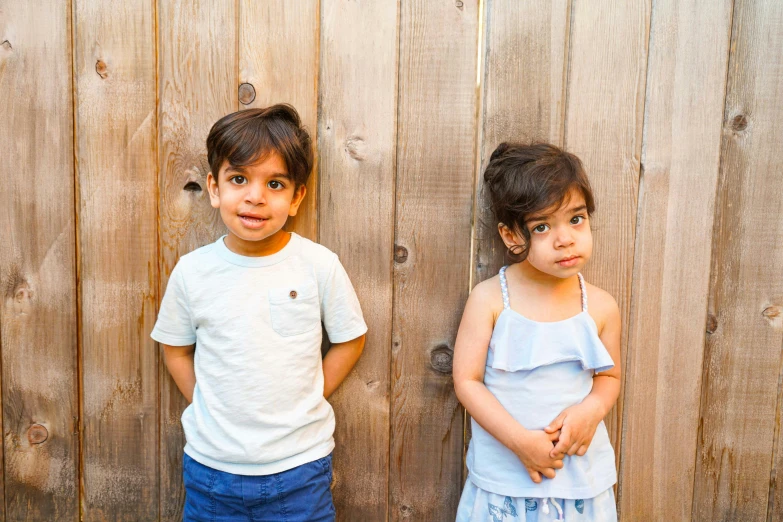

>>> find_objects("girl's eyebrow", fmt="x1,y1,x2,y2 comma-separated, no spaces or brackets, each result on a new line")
528,204,588,223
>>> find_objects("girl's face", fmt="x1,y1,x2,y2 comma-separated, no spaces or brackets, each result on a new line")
499,190,593,279
207,150,306,256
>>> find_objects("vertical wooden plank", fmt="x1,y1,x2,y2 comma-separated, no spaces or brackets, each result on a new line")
0,1,79,519
157,0,236,519
390,1,478,520
318,0,398,519
239,1,319,241
564,0,651,457
73,0,157,519
474,0,570,284
693,1,783,520
617,0,733,519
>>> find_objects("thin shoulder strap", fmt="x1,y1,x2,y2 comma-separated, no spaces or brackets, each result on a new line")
577,273,588,311
499,266,511,309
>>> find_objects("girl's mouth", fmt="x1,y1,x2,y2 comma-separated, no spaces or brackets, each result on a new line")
557,256,580,268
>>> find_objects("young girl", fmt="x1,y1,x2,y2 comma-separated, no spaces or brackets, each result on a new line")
454,143,621,521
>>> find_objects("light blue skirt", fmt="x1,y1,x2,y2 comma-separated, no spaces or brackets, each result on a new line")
456,479,616,522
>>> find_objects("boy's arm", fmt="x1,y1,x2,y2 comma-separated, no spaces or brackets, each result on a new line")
323,334,365,399
162,343,196,403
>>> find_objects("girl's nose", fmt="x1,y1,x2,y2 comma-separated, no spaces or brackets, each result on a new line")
554,227,575,247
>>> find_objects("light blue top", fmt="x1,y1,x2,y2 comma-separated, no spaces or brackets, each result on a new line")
466,266,617,499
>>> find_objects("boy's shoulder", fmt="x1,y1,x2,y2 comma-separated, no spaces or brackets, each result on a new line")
295,234,338,265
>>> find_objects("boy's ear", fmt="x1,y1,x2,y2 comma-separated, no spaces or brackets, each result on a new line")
207,172,220,209
287,184,307,217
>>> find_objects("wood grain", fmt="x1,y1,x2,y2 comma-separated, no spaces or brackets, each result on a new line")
693,1,783,520
73,0,158,519
239,0,319,241
474,0,570,284
390,1,478,520
0,1,79,519
318,0,398,519
617,0,733,519
157,0,235,519
564,0,651,458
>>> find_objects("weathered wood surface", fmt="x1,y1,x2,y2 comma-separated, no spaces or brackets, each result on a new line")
73,0,159,519
318,1,399,520
617,0,733,519
0,1,79,519
693,1,783,520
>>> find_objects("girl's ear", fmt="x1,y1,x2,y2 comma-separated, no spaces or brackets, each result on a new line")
498,222,518,249
206,172,220,209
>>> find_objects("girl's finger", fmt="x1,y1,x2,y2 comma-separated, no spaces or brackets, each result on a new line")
567,440,581,456
528,469,542,483
545,414,565,434
576,444,588,457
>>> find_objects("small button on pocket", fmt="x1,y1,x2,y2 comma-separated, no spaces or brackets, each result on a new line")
269,283,320,337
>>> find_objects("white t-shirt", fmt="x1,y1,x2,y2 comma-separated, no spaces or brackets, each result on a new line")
150,233,367,475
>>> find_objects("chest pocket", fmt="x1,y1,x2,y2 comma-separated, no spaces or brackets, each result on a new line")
268,282,321,337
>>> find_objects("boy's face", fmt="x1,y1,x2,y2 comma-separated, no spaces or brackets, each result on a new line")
499,190,593,279
207,150,306,255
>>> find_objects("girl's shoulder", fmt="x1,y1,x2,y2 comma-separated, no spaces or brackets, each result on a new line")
583,280,621,333
467,274,505,322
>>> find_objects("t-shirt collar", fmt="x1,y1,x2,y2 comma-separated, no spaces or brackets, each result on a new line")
214,233,302,267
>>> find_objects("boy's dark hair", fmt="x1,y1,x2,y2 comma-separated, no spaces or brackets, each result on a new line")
206,104,313,187
484,142,595,261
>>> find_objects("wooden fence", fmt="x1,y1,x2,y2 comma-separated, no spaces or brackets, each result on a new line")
1,0,782,520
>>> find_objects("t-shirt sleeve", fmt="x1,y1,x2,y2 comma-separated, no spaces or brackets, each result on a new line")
150,264,196,346
320,255,368,344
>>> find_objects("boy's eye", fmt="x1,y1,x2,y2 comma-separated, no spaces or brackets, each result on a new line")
571,215,585,225
268,180,285,190
230,175,247,185
532,224,549,234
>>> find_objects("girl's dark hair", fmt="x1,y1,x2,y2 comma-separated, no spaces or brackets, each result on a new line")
483,142,595,261
206,104,313,187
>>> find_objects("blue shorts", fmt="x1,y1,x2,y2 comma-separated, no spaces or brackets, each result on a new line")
183,453,335,522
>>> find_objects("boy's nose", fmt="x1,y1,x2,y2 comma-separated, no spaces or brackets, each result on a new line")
245,184,266,205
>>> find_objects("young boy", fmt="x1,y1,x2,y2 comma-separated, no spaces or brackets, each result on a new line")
151,105,367,521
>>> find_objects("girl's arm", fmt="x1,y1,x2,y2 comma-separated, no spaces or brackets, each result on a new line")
323,334,366,399
454,280,563,484
546,291,622,458
162,343,196,403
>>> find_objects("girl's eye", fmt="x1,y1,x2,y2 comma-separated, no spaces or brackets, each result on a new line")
268,180,284,190
230,176,247,185
571,215,585,225
533,224,549,234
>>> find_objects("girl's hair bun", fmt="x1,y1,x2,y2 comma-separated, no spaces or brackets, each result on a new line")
489,142,511,163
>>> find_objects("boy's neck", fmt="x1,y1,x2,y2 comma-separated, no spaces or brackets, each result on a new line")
223,229,292,257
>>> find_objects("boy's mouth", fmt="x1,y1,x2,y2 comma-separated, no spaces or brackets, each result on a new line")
238,213,268,228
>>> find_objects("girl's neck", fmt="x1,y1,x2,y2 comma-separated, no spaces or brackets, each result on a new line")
513,260,575,287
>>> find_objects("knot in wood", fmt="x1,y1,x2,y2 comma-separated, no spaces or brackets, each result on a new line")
238,83,256,105
762,306,781,320
95,59,108,79
730,114,748,132
28,424,48,445
706,314,718,334
394,245,408,264
399,504,414,518
1,40,12,51
430,344,453,374
183,181,202,192
344,136,366,161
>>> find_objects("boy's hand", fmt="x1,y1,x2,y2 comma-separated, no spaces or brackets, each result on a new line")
545,399,604,459
512,428,564,483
